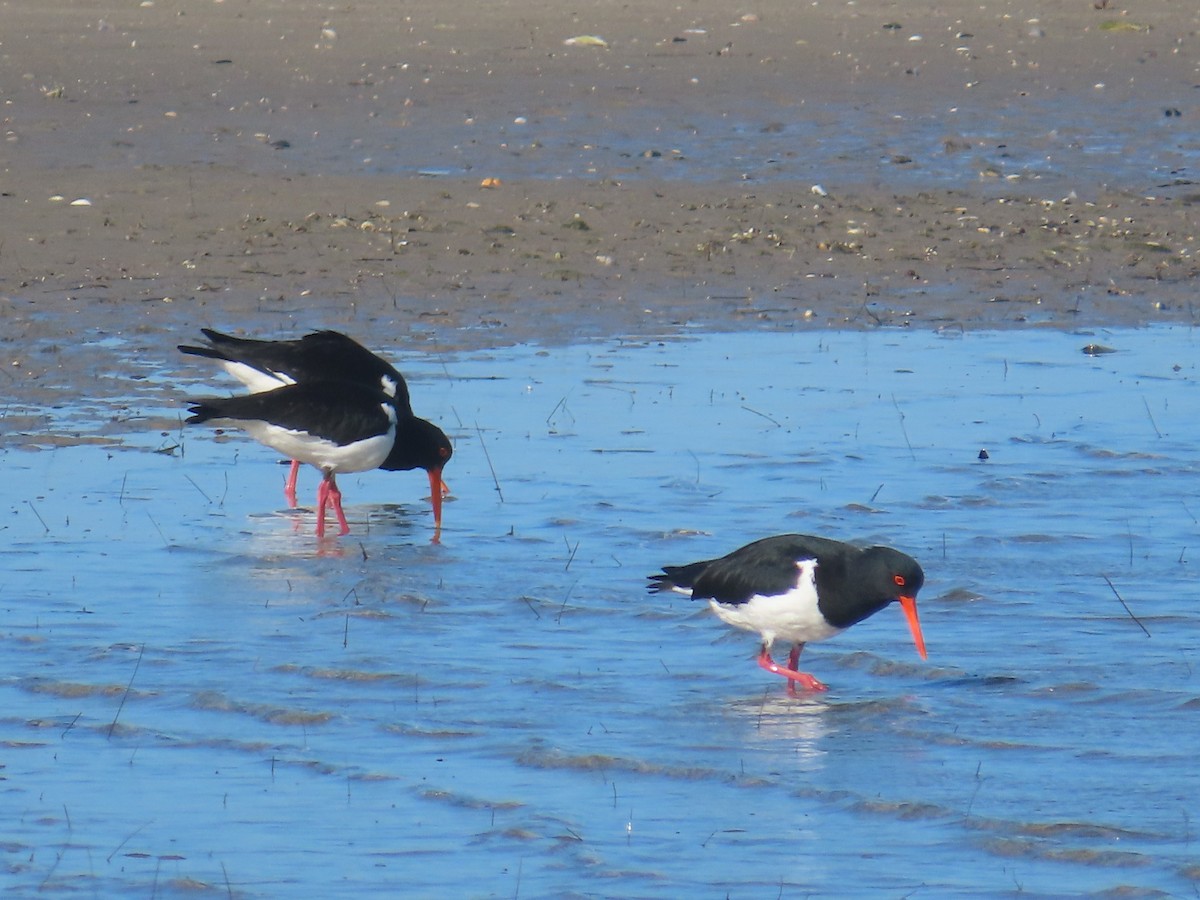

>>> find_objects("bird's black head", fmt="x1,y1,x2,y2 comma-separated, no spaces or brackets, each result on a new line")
877,547,924,599
381,417,453,473
867,546,926,660
816,545,926,659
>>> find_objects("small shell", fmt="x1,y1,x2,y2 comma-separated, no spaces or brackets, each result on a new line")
563,35,609,48
480,177,502,189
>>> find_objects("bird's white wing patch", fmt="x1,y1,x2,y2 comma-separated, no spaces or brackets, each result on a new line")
221,360,294,393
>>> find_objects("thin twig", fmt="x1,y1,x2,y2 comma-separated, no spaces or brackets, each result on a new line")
107,643,145,738
546,395,571,427
1142,396,1163,438
740,405,781,428
965,761,984,817
1102,575,1151,637
184,473,212,504
60,711,82,740
564,536,580,572
555,579,578,624
25,500,49,534
107,821,151,863
146,512,169,547
474,422,503,501
39,849,65,891
891,394,915,460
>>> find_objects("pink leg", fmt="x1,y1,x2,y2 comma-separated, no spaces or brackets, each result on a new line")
757,644,828,693
315,478,330,538
285,460,300,508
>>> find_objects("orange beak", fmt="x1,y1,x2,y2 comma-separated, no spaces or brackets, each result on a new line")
427,468,445,529
898,594,927,660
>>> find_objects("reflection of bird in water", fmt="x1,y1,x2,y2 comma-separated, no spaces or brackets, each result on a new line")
179,328,451,535
648,534,927,693
725,692,834,761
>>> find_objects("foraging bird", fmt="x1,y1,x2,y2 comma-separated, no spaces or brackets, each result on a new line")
179,327,409,403
179,328,451,529
648,534,927,692
185,381,397,538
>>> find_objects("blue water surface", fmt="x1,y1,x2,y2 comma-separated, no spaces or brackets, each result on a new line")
2,326,1198,897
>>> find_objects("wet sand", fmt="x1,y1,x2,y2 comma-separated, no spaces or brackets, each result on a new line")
2,0,1199,403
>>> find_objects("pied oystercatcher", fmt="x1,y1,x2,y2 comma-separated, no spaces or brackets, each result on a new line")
186,380,397,537
648,534,927,692
179,328,451,529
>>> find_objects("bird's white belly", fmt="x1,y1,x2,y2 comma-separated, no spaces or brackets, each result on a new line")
236,421,394,474
707,560,843,647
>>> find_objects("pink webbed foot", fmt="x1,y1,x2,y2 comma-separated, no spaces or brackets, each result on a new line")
757,644,829,693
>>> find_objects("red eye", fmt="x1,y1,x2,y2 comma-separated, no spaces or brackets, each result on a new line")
893,574,906,587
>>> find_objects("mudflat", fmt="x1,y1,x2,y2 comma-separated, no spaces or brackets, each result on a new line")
2,0,1198,401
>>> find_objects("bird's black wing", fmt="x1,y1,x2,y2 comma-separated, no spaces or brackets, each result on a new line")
186,381,393,444
687,534,852,606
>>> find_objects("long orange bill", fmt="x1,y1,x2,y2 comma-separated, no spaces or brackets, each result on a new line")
898,595,927,660
427,468,445,529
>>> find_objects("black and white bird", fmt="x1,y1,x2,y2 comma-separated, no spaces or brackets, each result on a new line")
648,534,927,692
179,328,451,530
185,381,397,538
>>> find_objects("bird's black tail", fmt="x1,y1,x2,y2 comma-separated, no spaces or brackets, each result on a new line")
184,400,221,425
177,342,230,362
646,562,708,594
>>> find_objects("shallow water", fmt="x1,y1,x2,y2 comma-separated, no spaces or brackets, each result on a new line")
3,326,1199,897
66,72,1197,195
372,92,1200,193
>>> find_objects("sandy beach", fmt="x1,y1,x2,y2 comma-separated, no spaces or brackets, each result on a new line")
2,0,1199,405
